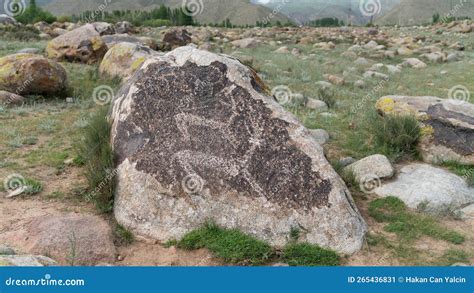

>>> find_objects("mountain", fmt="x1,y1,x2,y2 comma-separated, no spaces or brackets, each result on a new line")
376,0,474,25
38,0,290,26
252,0,400,25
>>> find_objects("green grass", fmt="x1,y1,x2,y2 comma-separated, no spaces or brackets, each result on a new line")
114,225,135,246
175,222,341,266
442,161,474,187
371,113,421,161
176,222,273,265
436,249,470,266
282,243,340,266
76,107,115,213
369,197,464,244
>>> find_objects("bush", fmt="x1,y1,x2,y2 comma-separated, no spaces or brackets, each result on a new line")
141,19,171,27
177,221,273,265
76,107,115,213
369,197,464,244
0,25,40,41
15,0,57,24
372,114,421,160
282,243,340,266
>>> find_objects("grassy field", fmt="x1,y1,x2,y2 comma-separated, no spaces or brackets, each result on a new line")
0,26,473,266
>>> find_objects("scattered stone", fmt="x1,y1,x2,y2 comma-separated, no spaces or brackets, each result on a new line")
309,129,330,145
100,42,162,81
458,204,474,220
162,29,192,50
403,58,427,69
274,46,289,53
374,164,474,213
421,52,446,63
364,40,379,50
363,71,389,80
397,47,413,56
386,64,401,74
324,74,345,86
115,21,134,34
92,22,115,36
231,37,258,49
354,57,370,66
0,91,25,107
306,98,329,112
0,53,68,95
0,14,16,25
110,46,367,254
344,155,394,183
46,24,108,64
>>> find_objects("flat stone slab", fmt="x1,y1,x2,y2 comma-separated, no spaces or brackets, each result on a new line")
374,163,474,213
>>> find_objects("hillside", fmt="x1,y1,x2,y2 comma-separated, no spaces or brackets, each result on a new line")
253,0,400,25
40,0,290,26
376,0,474,25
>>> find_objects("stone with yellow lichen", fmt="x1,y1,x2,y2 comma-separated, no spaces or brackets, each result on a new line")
99,42,162,81
46,24,108,64
0,53,67,95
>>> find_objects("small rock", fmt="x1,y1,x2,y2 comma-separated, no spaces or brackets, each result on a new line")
339,157,356,167
345,154,394,183
309,129,330,145
354,80,366,88
324,74,345,86
306,99,328,112
0,91,25,107
274,46,289,53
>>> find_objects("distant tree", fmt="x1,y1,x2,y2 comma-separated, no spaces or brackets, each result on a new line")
15,0,56,24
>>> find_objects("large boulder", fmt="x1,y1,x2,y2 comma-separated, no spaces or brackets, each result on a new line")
115,21,134,34
110,46,367,254
374,164,474,213
376,96,474,165
4,214,116,266
162,29,192,50
100,42,162,81
92,22,115,36
0,53,67,95
46,24,108,64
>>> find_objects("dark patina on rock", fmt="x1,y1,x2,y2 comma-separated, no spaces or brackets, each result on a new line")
111,46,366,254
114,61,331,210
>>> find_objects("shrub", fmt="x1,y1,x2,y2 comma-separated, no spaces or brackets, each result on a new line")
15,0,57,24
76,107,115,213
369,197,464,244
282,243,340,266
177,221,273,265
0,25,40,41
372,114,421,160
